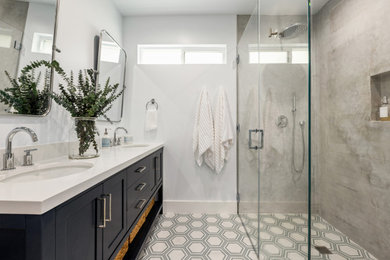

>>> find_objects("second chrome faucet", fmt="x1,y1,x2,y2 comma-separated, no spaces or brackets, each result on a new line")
113,127,128,146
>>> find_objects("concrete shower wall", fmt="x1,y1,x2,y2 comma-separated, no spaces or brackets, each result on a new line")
313,0,390,258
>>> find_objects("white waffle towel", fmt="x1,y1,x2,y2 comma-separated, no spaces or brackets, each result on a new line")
214,86,234,174
193,88,214,169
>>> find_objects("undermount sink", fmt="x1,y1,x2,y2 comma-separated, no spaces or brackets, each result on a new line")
122,144,150,148
0,161,94,183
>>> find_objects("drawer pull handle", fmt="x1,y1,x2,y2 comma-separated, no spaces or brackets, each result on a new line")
136,183,147,191
136,199,147,209
135,166,147,173
154,156,160,171
105,194,112,222
98,197,106,228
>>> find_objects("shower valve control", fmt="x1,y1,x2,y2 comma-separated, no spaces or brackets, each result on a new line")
276,115,288,128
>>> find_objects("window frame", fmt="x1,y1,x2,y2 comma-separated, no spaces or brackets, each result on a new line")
137,44,227,65
248,43,309,65
31,32,53,55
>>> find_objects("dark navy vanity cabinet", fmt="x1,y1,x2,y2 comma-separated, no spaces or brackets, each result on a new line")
0,148,163,260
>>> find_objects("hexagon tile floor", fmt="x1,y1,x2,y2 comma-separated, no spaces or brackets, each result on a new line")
240,213,377,260
137,213,377,260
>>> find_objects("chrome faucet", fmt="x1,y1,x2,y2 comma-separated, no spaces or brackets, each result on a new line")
113,127,128,146
3,127,38,170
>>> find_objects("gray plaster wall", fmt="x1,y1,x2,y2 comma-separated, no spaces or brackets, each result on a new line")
313,0,390,258
0,0,28,32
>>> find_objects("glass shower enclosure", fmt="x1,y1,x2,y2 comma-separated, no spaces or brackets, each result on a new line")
237,0,311,258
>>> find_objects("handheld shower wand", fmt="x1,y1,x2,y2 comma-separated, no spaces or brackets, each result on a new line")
291,95,305,181
292,95,297,112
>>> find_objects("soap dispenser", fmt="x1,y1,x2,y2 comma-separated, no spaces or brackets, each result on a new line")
102,128,112,147
379,96,390,121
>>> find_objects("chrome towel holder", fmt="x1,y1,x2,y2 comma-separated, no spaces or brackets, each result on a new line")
146,98,158,110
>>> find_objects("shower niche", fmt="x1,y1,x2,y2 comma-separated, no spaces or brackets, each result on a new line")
370,70,390,121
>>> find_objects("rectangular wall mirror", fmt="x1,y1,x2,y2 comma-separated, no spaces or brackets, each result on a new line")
0,0,59,116
95,30,127,123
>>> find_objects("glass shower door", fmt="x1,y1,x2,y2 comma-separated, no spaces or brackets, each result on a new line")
237,0,261,255
238,0,311,259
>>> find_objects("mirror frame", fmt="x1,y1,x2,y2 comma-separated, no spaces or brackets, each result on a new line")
95,29,127,123
0,0,60,117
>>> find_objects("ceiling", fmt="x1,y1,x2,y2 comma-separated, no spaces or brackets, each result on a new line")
112,0,330,16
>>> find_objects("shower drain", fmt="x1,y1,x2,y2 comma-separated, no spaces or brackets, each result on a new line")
314,246,333,254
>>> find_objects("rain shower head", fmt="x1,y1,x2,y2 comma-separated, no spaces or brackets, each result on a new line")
279,23,308,39
269,23,308,39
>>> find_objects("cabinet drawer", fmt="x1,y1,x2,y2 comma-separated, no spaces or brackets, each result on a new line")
126,175,154,228
127,157,153,188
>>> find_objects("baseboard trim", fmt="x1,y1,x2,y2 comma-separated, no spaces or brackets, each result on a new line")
163,200,237,214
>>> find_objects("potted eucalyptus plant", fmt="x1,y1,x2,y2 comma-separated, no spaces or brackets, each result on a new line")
51,66,123,159
0,60,53,115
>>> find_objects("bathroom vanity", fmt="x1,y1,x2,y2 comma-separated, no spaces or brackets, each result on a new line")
0,144,164,260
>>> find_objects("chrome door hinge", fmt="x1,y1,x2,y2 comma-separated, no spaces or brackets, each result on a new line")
13,41,22,51
236,54,240,65
236,193,240,202
236,123,241,133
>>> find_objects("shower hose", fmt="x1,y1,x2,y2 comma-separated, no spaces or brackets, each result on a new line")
292,111,305,181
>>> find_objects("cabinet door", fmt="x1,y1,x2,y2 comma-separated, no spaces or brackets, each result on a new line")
102,170,126,260
56,185,104,260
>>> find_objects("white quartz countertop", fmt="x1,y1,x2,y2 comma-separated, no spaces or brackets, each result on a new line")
0,143,164,215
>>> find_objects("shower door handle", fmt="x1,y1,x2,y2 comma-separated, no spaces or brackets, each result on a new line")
249,129,264,150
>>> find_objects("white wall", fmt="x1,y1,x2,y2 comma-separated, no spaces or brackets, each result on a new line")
122,15,237,211
0,0,123,148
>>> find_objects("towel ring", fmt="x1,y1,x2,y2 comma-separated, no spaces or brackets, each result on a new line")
146,99,158,110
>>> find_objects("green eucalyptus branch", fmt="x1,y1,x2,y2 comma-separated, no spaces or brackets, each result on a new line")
50,66,123,156
51,68,123,119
